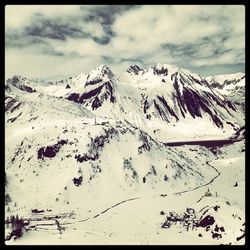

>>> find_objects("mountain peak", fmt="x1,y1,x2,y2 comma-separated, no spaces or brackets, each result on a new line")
96,64,113,74
85,64,114,87
127,65,144,75
6,75,37,93
98,64,109,69
152,64,169,76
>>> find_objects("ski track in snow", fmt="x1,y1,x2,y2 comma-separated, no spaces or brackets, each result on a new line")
21,155,228,245
76,197,141,223
173,159,220,195
27,157,221,230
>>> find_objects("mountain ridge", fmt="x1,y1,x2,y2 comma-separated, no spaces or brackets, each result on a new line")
5,63,245,141
5,62,245,244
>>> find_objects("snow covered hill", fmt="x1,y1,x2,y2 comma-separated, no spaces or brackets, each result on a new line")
5,63,245,245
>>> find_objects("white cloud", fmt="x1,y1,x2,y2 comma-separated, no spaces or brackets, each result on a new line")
5,47,104,80
112,5,245,69
113,5,226,46
5,5,245,79
5,5,82,30
224,35,245,50
192,49,245,67
53,38,103,57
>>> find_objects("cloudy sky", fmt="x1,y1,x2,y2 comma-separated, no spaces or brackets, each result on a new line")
5,5,245,80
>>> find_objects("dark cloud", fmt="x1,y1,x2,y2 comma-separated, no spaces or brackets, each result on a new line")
24,17,91,41
80,5,138,44
93,35,111,45
161,35,234,62
5,6,138,49
213,48,232,56
82,5,137,25
162,43,197,58
5,31,48,48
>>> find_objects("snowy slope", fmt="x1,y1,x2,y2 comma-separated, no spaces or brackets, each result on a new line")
5,63,245,245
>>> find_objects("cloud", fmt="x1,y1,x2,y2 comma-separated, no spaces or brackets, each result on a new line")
111,5,245,73
113,5,224,45
5,5,245,79
5,47,105,80
5,5,82,30
53,38,105,57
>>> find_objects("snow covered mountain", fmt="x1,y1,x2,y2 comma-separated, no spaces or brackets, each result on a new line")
120,64,243,131
61,63,244,140
5,63,245,245
5,64,245,142
206,73,245,112
67,64,116,110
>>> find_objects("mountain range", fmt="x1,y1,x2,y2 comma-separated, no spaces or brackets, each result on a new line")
5,63,245,245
